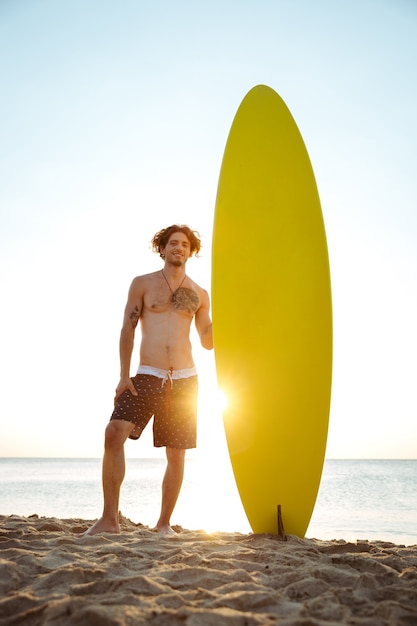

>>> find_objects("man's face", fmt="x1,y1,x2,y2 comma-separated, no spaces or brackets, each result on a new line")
163,232,191,266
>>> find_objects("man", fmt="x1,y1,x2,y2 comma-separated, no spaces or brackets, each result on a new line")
85,225,213,535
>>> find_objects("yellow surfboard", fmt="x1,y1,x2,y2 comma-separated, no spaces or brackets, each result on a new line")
212,85,332,537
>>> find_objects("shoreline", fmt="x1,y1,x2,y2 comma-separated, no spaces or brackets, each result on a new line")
1,514,416,625
2,458,416,547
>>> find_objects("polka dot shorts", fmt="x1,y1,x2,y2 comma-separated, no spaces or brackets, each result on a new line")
110,373,198,449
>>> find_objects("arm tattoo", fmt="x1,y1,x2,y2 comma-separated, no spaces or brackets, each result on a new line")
129,305,140,329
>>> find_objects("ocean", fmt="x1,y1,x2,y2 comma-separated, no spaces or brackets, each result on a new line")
0,458,416,546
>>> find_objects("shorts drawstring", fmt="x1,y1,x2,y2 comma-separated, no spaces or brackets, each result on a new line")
162,367,174,415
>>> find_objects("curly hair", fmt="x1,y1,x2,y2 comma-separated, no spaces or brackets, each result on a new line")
151,225,202,259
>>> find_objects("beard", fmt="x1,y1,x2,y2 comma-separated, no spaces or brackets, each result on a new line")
167,255,186,267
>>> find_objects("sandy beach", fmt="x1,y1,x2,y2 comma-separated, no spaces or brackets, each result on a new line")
1,514,416,625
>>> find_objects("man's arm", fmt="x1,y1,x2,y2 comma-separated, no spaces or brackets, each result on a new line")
114,277,144,403
195,288,213,350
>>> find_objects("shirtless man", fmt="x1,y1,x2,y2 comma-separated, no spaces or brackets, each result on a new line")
85,225,213,536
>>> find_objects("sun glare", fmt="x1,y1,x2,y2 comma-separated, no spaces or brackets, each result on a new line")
215,388,228,413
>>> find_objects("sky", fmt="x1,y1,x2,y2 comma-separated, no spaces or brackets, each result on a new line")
0,0,416,461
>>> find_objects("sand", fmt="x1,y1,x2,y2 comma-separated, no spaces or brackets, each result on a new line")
0,514,416,625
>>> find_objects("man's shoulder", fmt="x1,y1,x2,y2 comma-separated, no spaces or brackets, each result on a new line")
131,271,160,284
128,271,160,294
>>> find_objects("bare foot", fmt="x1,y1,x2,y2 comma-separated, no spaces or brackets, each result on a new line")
80,517,120,537
156,525,177,536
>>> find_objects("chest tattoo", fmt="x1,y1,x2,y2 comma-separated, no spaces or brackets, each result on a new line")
172,287,199,313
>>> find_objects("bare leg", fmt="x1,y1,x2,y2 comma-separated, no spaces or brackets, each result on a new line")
82,420,133,536
156,447,186,535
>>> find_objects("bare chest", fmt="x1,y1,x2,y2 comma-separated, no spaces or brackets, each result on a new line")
146,286,200,315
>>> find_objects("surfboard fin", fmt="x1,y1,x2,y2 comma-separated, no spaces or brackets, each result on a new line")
277,505,287,541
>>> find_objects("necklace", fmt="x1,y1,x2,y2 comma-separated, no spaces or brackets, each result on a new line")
161,270,187,303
